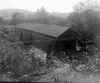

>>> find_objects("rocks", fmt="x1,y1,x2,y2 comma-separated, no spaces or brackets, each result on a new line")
23,46,47,62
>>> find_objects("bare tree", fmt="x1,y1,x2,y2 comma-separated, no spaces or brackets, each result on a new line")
66,0,100,60
74,0,100,12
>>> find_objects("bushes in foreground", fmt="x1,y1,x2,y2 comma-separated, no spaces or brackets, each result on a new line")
0,38,47,80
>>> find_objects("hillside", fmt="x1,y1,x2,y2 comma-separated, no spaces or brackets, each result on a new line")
0,9,69,20
0,9,35,19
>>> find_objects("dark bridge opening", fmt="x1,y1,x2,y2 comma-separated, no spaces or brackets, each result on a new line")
47,29,93,63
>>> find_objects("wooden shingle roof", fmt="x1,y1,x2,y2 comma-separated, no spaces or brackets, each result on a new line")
17,23,69,37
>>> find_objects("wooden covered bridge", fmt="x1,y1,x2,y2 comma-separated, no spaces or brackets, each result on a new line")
6,23,94,60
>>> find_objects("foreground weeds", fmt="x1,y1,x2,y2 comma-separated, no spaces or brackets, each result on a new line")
0,32,100,82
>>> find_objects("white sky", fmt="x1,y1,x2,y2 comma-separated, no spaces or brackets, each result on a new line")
0,0,86,13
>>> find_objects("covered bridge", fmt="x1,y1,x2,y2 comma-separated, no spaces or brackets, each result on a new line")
15,23,70,52
6,23,88,59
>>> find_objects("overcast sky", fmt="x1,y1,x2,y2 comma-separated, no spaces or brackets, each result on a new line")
0,0,86,12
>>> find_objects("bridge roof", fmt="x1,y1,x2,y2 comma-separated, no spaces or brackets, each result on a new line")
17,23,70,37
